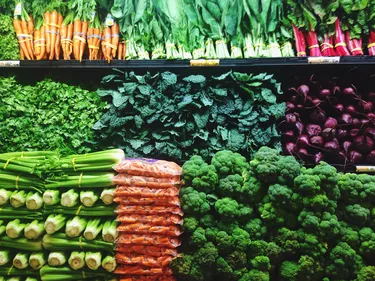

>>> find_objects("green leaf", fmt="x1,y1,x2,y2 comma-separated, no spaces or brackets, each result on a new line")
261,88,277,104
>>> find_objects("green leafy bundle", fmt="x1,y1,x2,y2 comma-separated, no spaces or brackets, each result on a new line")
94,70,285,162
0,77,106,155
0,14,20,60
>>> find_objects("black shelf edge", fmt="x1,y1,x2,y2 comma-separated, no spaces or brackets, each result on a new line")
1,56,375,68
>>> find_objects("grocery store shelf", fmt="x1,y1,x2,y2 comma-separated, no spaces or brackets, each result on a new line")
2,56,375,69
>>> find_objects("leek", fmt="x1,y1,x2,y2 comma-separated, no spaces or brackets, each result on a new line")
84,219,102,240
80,191,98,207
6,219,26,238
10,190,26,208
45,214,66,235
46,173,115,189
29,252,46,270
48,252,67,266
0,189,11,205
68,251,85,270
100,188,114,205
61,189,79,207
24,220,45,239
85,252,102,270
102,255,116,272
44,204,116,217
102,221,118,243
26,192,43,210
13,252,29,269
0,236,42,251
43,190,60,205
65,216,87,237
0,250,10,265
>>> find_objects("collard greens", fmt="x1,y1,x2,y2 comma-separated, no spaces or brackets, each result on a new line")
94,70,285,161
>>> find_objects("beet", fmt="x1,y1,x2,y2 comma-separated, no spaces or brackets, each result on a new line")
324,117,338,128
345,105,356,115
306,124,322,137
282,130,295,141
310,136,324,147
321,128,336,140
367,150,375,164
353,135,374,154
352,118,361,128
310,110,326,124
339,113,353,125
366,128,375,139
312,98,322,106
290,95,300,104
360,119,370,126
286,102,295,112
338,151,347,164
324,139,340,153
297,148,310,161
336,129,348,140
284,142,296,155
350,150,363,164
314,152,324,164
333,86,341,95
349,129,360,138
335,104,344,113
298,85,310,100
297,135,310,148
367,113,375,122
320,89,331,98
343,87,355,96
343,141,352,153
295,122,304,136
362,101,373,113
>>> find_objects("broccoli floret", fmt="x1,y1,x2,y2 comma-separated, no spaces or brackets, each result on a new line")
218,174,243,197
241,174,264,203
277,155,302,184
180,186,210,215
182,155,219,192
298,255,324,280
319,212,341,239
244,218,267,240
216,257,235,279
240,270,270,281
311,161,338,190
250,146,280,184
238,204,253,220
268,183,293,205
205,227,219,242
250,256,271,271
211,150,249,176
171,254,193,280
190,227,207,247
298,210,320,233
294,174,321,194
356,266,375,281
258,201,297,228
248,240,282,262
280,260,299,281
338,173,363,202
215,197,239,219
216,230,232,253
226,251,247,270
183,217,199,233
340,222,360,250
217,221,239,233
302,194,331,212
345,204,370,226
359,227,375,258
231,227,251,251
193,242,218,267
200,214,216,228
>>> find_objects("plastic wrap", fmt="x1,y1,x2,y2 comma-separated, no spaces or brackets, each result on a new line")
116,245,178,257
115,159,182,178
116,253,174,267
114,186,180,198
118,223,182,237
120,276,176,281
117,214,183,226
114,196,180,207
115,266,173,275
116,205,183,216
117,234,181,248
113,174,180,188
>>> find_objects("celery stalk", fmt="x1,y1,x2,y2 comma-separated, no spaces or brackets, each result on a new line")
65,216,87,238
80,191,98,207
13,252,29,269
102,221,118,243
0,189,11,205
68,251,85,270
43,190,60,205
0,225,5,236
6,219,26,238
10,190,26,208
25,278,39,281
45,214,66,235
61,189,79,207
0,251,10,265
84,219,102,240
48,252,67,266
29,252,46,270
102,255,116,272
100,188,114,205
6,278,21,281
26,192,43,210
85,252,102,270
24,220,45,239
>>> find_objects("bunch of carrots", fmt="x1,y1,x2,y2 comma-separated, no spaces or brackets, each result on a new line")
13,3,35,60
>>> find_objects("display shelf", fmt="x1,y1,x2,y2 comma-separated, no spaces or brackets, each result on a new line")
2,56,375,69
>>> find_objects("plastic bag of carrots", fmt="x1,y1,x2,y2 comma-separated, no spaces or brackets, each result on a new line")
113,174,180,188
114,196,180,207
116,266,173,276
115,159,182,178
120,275,176,281
116,205,183,216
117,215,183,226
117,234,181,248
117,223,182,237
114,186,180,198
116,253,174,268
116,245,178,258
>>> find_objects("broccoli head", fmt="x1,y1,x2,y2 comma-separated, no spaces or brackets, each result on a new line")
258,201,297,229
268,183,293,205
218,174,244,197
215,197,239,219
211,150,249,177
359,227,375,258
294,174,321,195
280,260,299,281
250,146,280,184
183,217,199,233
180,186,210,215
340,222,360,250
216,230,232,253
240,270,270,281
356,266,375,281
311,161,338,190
250,256,271,271
277,155,302,184
193,242,219,267
190,227,207,247
216,257,235,280
226,250,248,270
319,212,341,239
248,240,282,262
241,174,264,203
244,218,267,240
171,254,194,280
338,173,363,202
231,227,251,251
200,214,216,228
345,204,370,226
298,210,320,233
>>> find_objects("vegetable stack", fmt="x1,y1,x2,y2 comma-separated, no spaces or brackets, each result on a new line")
113,158,183,281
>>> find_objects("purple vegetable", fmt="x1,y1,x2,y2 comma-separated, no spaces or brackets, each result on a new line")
295,121,304,136
320,89,331,97
343,141,352,153
324,139,340,153
333,86,341,95
286,113,297,124
282,130,295,141
338,151,347,164
359,101,373,113
349,129,360,138
286,102,295,112
290,95,300,104
312,98,321,106
297,148,310,161
360,119,370,126
353,135,374,154
366,128,375,139
367,113,375,121
335,104,344,113
306,124,322,137
368,92,375,103
310,136,324,147
336,129,348,140
367,150,375,164
324,117,337,128
284,142,296,155
352,118,361,128
314,152,324,164
350,150,363,164
345,105,356,114
298,85,310,100
339,113,353,125
343,87,355,96
297,135,310,148
310,110,326,124
321,128,336,140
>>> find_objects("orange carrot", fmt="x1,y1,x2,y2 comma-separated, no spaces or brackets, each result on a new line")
60,23,67,59
33,29,40,57
67,23,73,59
48,10,58,60
55,13,63,60
21,20,34,59
20,48,24,60
111,22,119,58
44,12,51,54
95,28,102,60
13,19,31,60
38,25,46,60
103,26,111,62
79,21,88,61
118,41,123,60
73,19,82,60
87,27,93,60
27,16,34,54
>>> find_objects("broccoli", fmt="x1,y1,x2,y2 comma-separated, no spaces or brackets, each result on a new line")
216,230,232,253
359,227,375,259
190,227,207,247
340,222,360,250
250,256,271,271
345,204,370,226
211,150,249,176
311,161,338,188
231,227,251,251
183,217,199,233
200,214,216,228
280,260,299,281
181,186,211,215
241,174,264,203
171,254,194,280
250,146,280,184
193,242,219,267
248,240,282,262
294,174,321,194
238,204,253,220
215,197,239,219
205,227,220,242
319,212,341,239
216,257,235,279
226,250,248,270
338,173,363,202
240,270,270,281
298,210,320,233
356,266,375,281
258,201,297,229
244,218,267,240
268,183,293,205
277,155,301,184
218,174,244,197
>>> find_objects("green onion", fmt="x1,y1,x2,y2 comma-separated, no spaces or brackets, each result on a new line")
102,255,116,272
0,251,10,265
0,206,43,220
24,220,45,239
46,173,115,189
42,233,113,253
26,192,43,210
13,252,29,269
68,251,85,270
100,189,114,205
85,252,102,270
10,190,26,208
80,191,98,207
40,265,112,281
45,214,66,235
84,219,103,240
61,189,79,207
48,252,67,266
65,216,87,238
102,221,118,243
0,189,11,205
29,252,46,270
43,190,60,205
0,236,42,251
6,219,26,238
44,204,116,217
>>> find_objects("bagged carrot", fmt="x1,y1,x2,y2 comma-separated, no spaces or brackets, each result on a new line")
115,159,182,178
114,186,180,198
117,234,181,248
116,253,174,268
116,246,178,258
13,1,34,60
116,205,183,216
114,196,180,207
117,223,182,237
113,174,180,188
116,214,183,226
115,266,173,276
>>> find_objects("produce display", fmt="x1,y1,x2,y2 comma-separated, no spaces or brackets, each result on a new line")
94,70,284,161
173,147,375,280
280,75,375,165
0,14,19,60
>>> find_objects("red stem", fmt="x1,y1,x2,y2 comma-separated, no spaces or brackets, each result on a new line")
320,34,336,56
334,19,350,56
345,31,363,56
368,31,375,56
305,30,322,56
292,24,306,57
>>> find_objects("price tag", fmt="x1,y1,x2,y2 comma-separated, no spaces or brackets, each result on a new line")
105,14,114,27
14,2,22,16
90,11,96,22
308,56,340,64
356,166,375,173
190,59,220,67
0,61,20,67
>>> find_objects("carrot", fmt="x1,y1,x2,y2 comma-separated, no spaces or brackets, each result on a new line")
103,26,112,62
67,23,74,59
33,29,40,57
44,12,51,55
118,42,123,60
37,25,46,60
87,27,93,60
73,19,82,60
27,16,34,54
48,10,58,60
55,13,63,60
21,19,34,59
13,19,31,60
20,48,25,60
95,28,102,60
60,23,68,60
111,22,119,58
79,21,88,61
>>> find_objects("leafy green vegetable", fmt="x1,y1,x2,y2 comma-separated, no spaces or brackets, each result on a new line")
0,14,20,60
